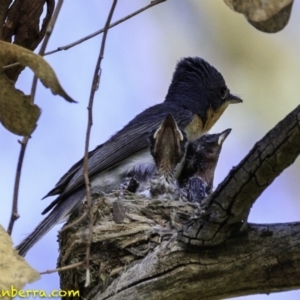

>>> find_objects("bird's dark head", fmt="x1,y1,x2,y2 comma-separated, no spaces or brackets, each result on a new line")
191,128,232,167
165,57,242,132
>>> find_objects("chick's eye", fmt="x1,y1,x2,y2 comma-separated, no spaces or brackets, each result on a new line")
220,87,229,99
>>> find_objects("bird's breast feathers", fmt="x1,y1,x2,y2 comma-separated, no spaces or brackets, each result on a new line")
89,149,155,193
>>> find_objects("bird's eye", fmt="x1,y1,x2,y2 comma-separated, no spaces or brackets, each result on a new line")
220,87,229,100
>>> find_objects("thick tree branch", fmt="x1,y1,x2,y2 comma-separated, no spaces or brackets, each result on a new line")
58,197,300,300
98,223,300,300
179,104,300,246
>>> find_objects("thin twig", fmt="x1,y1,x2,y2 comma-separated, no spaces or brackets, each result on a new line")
40,261,84,275
2,1,167,67
82,0,117,287
44,0,166,57
6,0,63,235
7,138,28,234
2,62,20,70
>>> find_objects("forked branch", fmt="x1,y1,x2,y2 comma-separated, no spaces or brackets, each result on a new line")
179,104,300,246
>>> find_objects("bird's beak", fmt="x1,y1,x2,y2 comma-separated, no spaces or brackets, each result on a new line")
228,94,243,104
217,128,232,145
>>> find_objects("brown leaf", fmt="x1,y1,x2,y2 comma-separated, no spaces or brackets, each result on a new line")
0,225,40,296
224,0,294,33
2,0,55,81
248,3,293,33
0,41,76,102
0,76,41,136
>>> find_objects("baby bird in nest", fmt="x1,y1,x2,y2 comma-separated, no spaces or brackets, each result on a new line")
178,128,231,203
120,114,231,205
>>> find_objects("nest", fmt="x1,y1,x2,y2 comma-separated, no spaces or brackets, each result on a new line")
58,192,200,299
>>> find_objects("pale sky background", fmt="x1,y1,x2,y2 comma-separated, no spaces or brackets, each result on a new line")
1,1,300,299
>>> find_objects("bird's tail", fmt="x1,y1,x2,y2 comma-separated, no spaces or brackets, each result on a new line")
16,208,64,256
16,189,85,257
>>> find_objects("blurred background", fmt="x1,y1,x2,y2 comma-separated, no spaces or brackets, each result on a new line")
1,1,300,299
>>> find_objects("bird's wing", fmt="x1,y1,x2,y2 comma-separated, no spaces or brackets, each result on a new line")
44,103,194,200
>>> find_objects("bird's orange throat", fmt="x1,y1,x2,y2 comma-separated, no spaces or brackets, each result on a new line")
203,102,230,133
184,102,230,141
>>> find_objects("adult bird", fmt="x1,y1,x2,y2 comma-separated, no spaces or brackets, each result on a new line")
16,57,242,256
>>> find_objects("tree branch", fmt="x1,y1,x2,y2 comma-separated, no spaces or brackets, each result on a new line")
44,0,166,57
58,196,300,299
179,104,300,246
99,223,300,300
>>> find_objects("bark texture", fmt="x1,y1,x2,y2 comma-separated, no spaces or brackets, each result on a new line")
58,196,300,300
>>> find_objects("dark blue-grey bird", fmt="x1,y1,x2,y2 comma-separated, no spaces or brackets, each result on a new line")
16,57,242,256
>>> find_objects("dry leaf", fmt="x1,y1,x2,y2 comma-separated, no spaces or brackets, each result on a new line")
248,4,293,33
0,41,76,102
0,225,40,299
224,0,294,33
2,0,55,81
0,76,41,136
